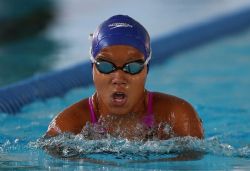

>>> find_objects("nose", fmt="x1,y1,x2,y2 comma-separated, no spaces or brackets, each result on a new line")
111,70,127,86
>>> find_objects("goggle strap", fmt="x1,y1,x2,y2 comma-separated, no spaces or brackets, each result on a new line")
89,48,97,63
144,49,152,65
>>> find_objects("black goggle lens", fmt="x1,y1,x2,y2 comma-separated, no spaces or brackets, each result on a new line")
95,60,144,75
96,61,115,74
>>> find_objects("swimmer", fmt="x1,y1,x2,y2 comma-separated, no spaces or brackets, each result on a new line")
45,15,204,140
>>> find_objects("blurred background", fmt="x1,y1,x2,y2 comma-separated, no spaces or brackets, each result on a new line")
1,0,250,87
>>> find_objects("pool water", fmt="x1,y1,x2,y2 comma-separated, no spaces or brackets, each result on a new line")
1,29,250,170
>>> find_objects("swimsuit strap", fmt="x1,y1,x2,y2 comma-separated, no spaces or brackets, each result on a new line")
143,91,154,127
88,95,98,124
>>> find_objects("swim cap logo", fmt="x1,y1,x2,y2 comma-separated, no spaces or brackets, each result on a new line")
108,22,133,29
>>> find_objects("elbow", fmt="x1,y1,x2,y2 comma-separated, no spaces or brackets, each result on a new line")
191,120,204,139
44,128,59,138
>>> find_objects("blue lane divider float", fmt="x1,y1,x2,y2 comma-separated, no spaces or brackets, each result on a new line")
0,62,92,114
1,7,250,114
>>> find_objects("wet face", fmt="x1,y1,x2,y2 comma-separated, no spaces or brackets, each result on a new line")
93,45,148,115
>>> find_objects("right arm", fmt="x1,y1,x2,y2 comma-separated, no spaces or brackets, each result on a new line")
45,98,90,138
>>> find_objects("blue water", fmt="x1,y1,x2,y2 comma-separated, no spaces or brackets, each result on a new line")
1,29,250,170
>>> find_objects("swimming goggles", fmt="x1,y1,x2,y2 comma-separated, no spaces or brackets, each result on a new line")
90,55,151,75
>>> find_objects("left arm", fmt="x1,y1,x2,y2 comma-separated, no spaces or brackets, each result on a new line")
171,100,204,139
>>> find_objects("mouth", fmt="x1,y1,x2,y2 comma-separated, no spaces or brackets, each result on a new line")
111,92,127,106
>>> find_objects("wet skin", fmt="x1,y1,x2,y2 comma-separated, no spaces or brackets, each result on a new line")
46,45,204,139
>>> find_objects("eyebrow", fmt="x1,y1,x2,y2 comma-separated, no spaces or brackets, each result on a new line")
96,54,144,63
95,53,112,60
97,58,144,65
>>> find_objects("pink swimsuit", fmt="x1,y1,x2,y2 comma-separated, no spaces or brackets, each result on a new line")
88,92,154,127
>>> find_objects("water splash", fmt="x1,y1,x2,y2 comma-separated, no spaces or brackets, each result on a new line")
29,133,250,162
28,121,250,161
0,135,29,153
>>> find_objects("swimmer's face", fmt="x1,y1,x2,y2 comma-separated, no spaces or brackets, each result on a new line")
93,45,147,115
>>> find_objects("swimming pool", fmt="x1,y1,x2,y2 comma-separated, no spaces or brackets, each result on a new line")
1,23,250,170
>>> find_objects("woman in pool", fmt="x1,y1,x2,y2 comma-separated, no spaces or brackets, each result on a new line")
45,15,204,140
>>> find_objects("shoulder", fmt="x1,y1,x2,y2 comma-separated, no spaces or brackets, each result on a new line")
151,92,204,139
45,98,91,137
152,92,194,114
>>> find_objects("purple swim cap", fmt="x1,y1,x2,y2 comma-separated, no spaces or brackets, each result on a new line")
90,15,151,59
